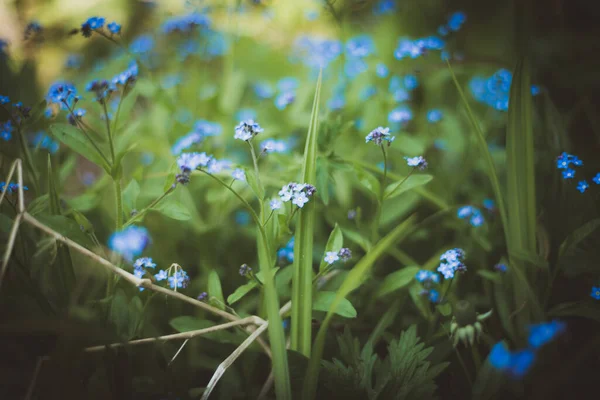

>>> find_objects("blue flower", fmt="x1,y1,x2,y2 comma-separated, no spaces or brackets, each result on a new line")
346,35,375,58
171,133,202,155
593,173,600,185
508,350,536,378
0,95,9,104
67,109,86,126
65,54,82,69
527,320,566,349
404,75,418,90
562,168,575,179
108,226,150,261
576,180,589,193
277,77,299,92
195,120,222,136
373,0,396,15
261,139,289,154
133,257,156,269
232,168,246,182
234,120,263,141
279,183,316,208
177,152,212,173
31,132,59,153
155,270,168,281
1,182,28,194
366,126,395,145
427,109,443,123
388,106,412,124
447,11,467,31
47,81,78,109
360,86,377,101
275,91,295,110
591,286,600,300
292,36,342,69
130,34,154,54
376,63,389,78
168,270,190,289
489,342,512,370
253,82,275,99
236,108,257,122
270,199,282,210
112,62,138,86
1,121,14,141
235,211,250,225
81,17,105,37
415,269,440,285
494,263,508,272
324,251,340,265
107,21,121,35
404,156,428,170
428,289,440,303
161,12,210,34
437,248,466,279
327,93,345,110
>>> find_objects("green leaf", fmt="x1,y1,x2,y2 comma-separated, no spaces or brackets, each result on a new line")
353,165,380,199
313,291,357,318
127,296,143,339
477,270,503,284
36,214,95,249
316,157,330,205
226,281,258,305
343,229,372,252
547,302,600,324
208,270,225,310
163,162,178,193
154,201,191,221
122,179,140,216
436,303,452,317
291,70,322,357
376,266,420,298
305,216,416,399
50,123,111,173
558,218,600,257
384,174,433,200
243,166,264,200
109,289,129,339
27,194,49,216
318,224,343,272
409,283,432,321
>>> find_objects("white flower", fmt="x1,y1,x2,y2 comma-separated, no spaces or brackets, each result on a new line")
292,192,309,208
324,251,340,265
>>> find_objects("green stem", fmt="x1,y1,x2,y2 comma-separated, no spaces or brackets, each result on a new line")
124,187,175,228
248,141,264,204
385,167,415,199
371,145,388,242
114,179,123,231
63,102,111,167
102,101,116,163
112,83,128,134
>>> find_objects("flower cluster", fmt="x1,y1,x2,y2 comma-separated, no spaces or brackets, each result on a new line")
292,36,342,70
437,248,467,279
176,152,212,185
31,132,59,153
469,69,540,112
277,237,295,264
365,126,395,146
490,320,566,378
437,11,467,36
278,182,316,208
133,257,156,279
343,35,374,78
457,205,485,227
555,152,600,193
160,12,210,35
80,17,121,38
404,156,428,170
323,248,352,265
415,270,441,303
394,36,445,60
239,263,252,277
0,182,28,194
1,120,13,141
108,226,150,261
234,119,264,141
153,264,191,290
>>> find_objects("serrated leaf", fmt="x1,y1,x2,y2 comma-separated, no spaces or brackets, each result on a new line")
50,123,111,173
313,292,357,318
208,270,225,310
376,266,420,297
319,224,343,272
122,179,140,216
384,174,433,200
154,201,191,221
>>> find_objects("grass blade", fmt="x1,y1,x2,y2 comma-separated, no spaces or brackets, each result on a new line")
291,70,322,357
302,215,416,400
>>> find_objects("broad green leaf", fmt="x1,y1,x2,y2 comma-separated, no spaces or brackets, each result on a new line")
50,123,111,173
313,292,357,318
436,303,452,317
66,192,100,212
127,296,143,339
318,224,343,272
353,165,380,199
243,166,264,200
376,266,420,298
154,201,191,221
208,270,225,310
70,209,95,234
384,174,433,200
343,229,372,252
122,179,140,216
114,142,138,172
109,289,129,339
227,281,258,305
291,70,322,357
315,157,330,205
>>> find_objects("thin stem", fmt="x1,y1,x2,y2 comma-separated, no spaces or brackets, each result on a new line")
63,102,111,167
111,82,128,134
102,101,116,163
114,179,123,231
371,145,388,242
124,186,175,227
201,171,261,225
263,209,275,227
385,167,415,199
